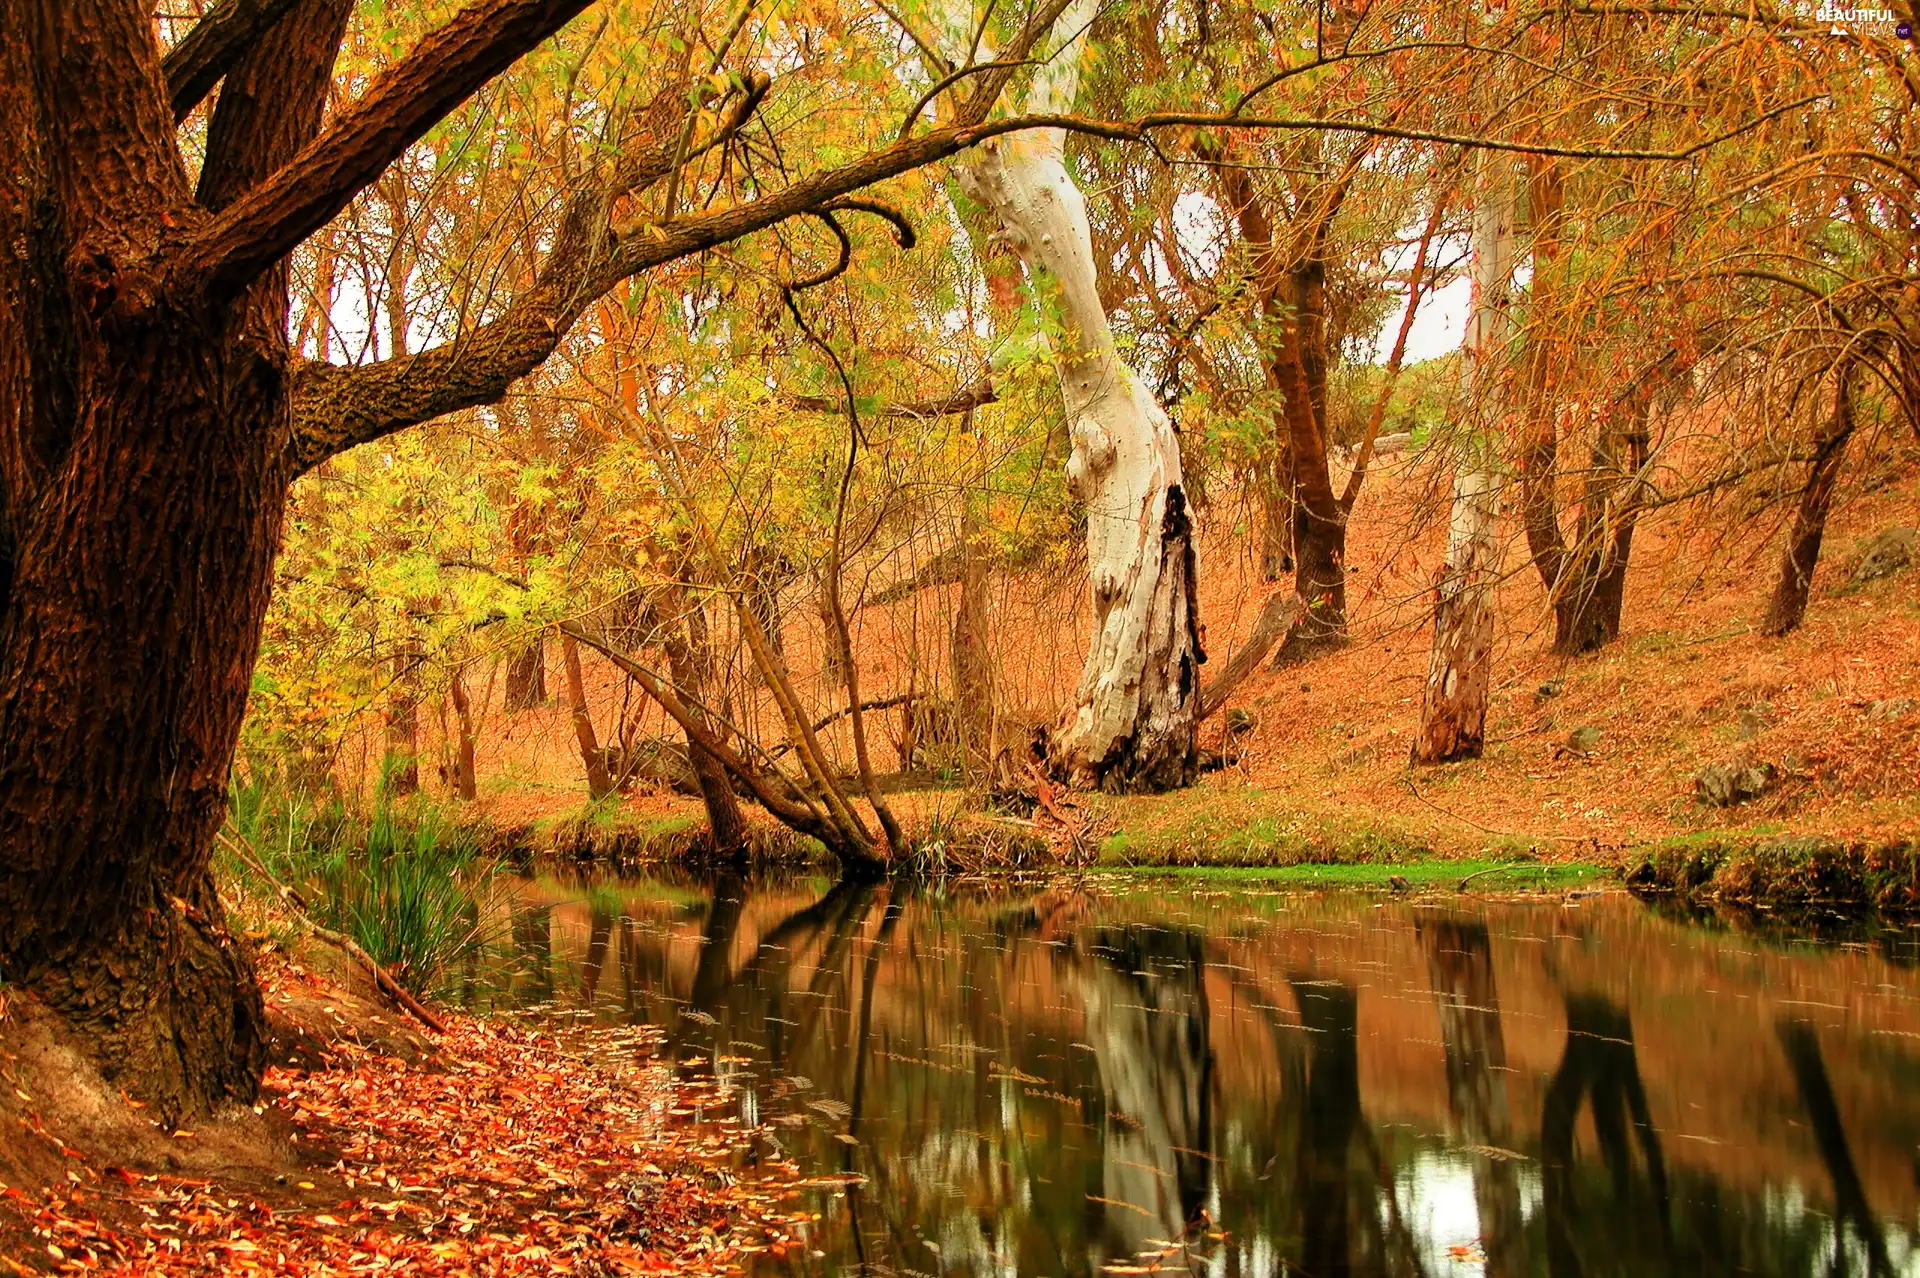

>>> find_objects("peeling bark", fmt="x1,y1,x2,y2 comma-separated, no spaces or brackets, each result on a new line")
950,0,1201,791
1414,160,1516,765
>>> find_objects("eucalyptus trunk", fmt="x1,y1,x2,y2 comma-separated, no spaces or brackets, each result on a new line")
952,0,1202,791
1414,159,1516,765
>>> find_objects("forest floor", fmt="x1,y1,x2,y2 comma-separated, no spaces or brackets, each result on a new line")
369,432,1920,877
0,938,812,1275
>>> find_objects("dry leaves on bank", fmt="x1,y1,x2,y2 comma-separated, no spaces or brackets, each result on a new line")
2,1006,813,1276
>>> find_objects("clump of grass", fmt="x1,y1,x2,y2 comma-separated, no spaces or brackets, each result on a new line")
223,774,500,996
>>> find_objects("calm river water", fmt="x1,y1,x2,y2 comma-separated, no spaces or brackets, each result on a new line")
493,872,1920,1276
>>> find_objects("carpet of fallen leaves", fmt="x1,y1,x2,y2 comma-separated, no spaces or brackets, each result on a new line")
2,1011,817,1275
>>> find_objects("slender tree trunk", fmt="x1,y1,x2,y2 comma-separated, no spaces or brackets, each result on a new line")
1764,363,1856,636
1257,452,1295,582
561,632,615,800
385,642,421,796
659,581,749,853
1518,158,1650,657
952,467,996,785
448,664,479,800
1414,158,1517,764
953,0,1202,792
1203,142,1352,661
1552,400,1650,653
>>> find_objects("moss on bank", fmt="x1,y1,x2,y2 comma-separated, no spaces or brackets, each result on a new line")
1624,834,1920,913
1094,859,1604,888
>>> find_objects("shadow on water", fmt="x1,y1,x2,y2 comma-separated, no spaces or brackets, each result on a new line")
495,870,1920,1277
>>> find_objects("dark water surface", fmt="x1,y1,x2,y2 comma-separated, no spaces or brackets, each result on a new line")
495,872,1920,1276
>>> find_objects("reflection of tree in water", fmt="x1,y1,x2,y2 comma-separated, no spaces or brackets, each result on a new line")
1540,994,1670,1277
1289,977,1430,1278
1778,1018,1893,1277
1079,924,1215,1271
508,902,553,1005
1421,917,1523,1276
580,895,615,1004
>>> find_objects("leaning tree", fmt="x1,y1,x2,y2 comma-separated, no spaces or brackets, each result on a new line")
0,0,1117,1121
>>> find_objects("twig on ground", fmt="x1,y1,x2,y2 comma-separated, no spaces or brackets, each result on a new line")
216,829,449,1035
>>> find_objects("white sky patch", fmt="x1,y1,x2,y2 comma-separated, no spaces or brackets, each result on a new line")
1391,274,1472,365
1388,1149,1497,1276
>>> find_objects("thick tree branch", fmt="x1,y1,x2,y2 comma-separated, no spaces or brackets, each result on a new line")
175,0,594,298
164,0,306,122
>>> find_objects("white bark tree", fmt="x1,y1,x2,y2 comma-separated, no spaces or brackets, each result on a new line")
940,0,1203,791
1412,156,1517,764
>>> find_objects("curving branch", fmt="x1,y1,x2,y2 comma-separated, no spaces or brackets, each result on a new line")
164,0,307,122
173,0,595,299
284,9,1803,472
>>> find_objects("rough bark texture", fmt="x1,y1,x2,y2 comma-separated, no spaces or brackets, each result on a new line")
1764,364,1855,636
1414,161,1516,765
0,0,1072,1117
0,0,359,1123
953,0,1202,792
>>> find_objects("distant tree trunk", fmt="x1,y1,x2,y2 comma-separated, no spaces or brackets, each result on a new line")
1415,158,1517,764
1516,158,1650,656
1764,362,1856,636
447,664,478,800
561,632,615,800
955,0,1202,792
504,637,547,711
659,581,749,853
1203,140,1356,662
952,468,996,784
385,641,421,796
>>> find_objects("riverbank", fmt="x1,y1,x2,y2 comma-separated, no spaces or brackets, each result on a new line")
0,940,806,1275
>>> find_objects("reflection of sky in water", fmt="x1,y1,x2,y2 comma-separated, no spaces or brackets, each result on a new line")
497,876,1920,1277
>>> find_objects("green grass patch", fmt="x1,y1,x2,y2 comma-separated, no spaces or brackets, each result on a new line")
222,776,502,996
1092,859,1604,888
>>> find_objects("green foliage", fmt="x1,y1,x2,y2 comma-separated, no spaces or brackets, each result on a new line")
224,778,499,996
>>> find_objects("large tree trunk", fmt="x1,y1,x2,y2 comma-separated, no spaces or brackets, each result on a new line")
0,0,357,1122
954,0,1202,792
560,632,616,800
1414,159,1517,765
1764,362,1856,636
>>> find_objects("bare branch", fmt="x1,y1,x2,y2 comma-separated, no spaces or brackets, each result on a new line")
174,0,594,299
